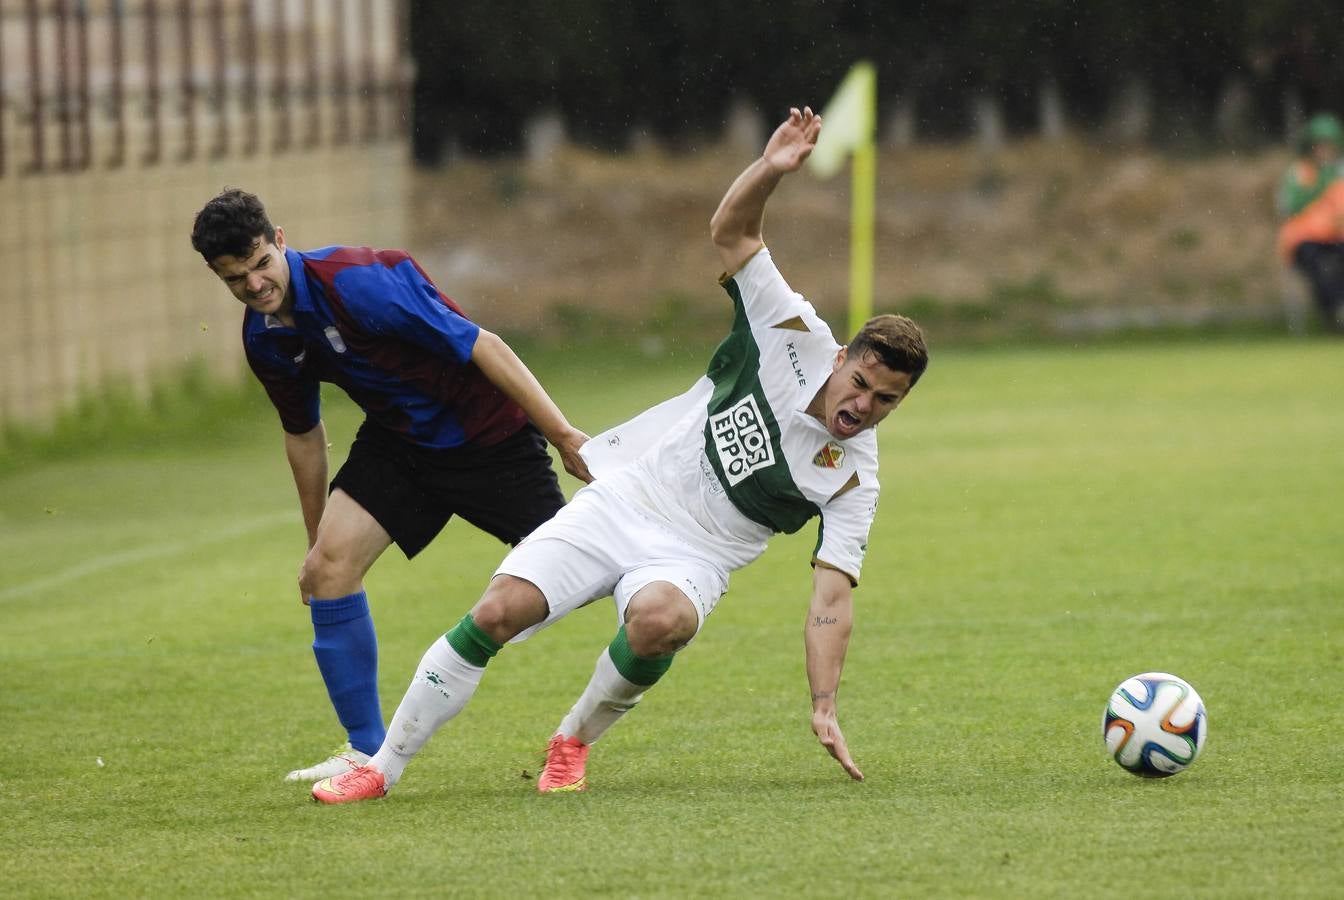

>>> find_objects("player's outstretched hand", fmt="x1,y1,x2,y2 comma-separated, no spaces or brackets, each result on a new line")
813,707,864,781
763,106,822,174
554,427,594,483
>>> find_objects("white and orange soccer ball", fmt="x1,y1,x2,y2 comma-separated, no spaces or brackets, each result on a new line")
1103,672,1207,777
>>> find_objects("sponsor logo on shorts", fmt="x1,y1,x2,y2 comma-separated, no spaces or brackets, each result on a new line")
709,395,775,486
812,440,845,469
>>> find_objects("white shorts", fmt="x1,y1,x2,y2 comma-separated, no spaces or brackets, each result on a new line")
497,481,731,644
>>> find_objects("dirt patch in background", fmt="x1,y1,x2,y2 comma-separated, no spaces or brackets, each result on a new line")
406,139,1288,344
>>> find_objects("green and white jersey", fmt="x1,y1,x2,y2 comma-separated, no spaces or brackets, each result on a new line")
582,247,880,584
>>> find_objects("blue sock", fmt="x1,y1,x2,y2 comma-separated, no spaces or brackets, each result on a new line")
309,592,385,756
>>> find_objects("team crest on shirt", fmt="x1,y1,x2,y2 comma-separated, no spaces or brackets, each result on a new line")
812,440,845,469
709,395,775,486
324,326,347,354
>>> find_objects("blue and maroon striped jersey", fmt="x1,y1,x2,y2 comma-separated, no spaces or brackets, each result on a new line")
242,246,527,448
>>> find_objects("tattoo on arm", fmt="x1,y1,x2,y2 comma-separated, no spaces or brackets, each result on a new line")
811,616,838,627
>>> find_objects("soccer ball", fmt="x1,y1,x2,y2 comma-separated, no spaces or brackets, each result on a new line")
1103,672,1207,777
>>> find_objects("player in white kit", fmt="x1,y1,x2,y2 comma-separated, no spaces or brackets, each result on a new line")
313,106,928,803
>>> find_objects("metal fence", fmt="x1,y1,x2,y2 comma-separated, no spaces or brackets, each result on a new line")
1,0,412,430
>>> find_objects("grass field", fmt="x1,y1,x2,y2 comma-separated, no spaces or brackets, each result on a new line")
2,338,1341,898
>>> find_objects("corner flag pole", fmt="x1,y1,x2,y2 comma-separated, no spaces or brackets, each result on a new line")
848,126,876,336
807,61,877,336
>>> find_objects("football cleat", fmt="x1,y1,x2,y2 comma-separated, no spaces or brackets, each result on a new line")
538,734,590,793
284,741,371,782
311,765,387,804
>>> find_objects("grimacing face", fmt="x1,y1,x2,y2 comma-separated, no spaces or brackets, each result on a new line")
810,346,914,440
208,226,292,319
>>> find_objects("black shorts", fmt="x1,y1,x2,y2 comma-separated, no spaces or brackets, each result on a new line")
330,419,566,559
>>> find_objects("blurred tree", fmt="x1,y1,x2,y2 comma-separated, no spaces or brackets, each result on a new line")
408,0,1344,163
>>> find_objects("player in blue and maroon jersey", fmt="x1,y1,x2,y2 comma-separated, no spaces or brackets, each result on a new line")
190,188,591,783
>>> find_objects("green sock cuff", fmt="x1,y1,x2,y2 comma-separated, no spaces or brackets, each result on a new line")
607,625,674,687
445,614,503,668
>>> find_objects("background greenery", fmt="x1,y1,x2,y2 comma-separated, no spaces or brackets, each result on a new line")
409,0,1344,157
2,338,1339,897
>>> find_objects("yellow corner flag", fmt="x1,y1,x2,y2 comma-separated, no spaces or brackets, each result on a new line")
807,62,877,336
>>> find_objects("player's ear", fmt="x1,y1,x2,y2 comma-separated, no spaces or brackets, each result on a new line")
832,346,847,373
274,225,286,251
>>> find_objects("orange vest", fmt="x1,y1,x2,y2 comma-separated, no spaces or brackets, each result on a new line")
1279,180,1344,261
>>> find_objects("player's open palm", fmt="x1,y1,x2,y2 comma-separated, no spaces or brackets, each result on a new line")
764,107,822,173
813,707,864,781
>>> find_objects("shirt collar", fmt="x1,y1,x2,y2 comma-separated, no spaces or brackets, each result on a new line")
284,247,314,314
796,357,836,413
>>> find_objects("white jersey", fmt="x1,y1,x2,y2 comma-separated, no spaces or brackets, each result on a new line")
581,247,880,585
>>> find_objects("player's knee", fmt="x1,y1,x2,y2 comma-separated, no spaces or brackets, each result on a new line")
466,597,512,642
470,575,547,644
625,592,698,657
300,543,361,598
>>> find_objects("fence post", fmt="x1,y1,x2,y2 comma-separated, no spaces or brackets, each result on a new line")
142,0,162,165
26,0,46,173
107,0,125,167
303,0,320,146
240,0,258,154
209,0,226,157
178,0,197,161
331,0,350,145
75,0,91,169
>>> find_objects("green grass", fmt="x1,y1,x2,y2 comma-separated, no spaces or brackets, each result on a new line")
0,361,275,476
2,338,1341,898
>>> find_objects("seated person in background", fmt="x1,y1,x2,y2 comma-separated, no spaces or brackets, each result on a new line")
1277,114,1343,218
1277,113,1344,332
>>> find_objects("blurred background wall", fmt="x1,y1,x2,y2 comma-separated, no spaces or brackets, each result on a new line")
0,0,409,429
5,0,1341,432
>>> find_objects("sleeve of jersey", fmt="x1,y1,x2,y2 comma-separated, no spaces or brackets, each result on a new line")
245,345,320,435
722,246,816,328
332,258,480,362
812,481,879,586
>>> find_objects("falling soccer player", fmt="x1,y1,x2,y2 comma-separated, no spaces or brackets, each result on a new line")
311,105,928,803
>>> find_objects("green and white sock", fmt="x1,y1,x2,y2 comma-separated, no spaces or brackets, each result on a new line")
557,626,674,745
370,615,500,788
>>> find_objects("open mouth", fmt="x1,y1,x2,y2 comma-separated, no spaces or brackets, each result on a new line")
835,409,861,433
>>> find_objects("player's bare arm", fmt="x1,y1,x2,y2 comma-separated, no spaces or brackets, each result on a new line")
710,106,822,274
806,564,864,781
285,421,329,547
285,421,329,602
470,329,593,483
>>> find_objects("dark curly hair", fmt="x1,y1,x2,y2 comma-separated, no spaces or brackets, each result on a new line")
190,188,276,264
848,315,929,388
